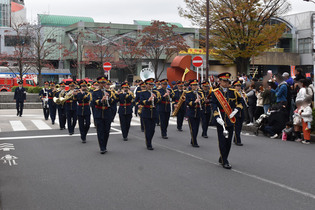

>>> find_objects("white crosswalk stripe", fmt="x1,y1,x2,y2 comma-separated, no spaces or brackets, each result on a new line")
10,121,27,131
31,120,52,130
3,114,181,132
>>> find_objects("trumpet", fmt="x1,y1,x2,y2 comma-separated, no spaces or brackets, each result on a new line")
87,83,92,90
217,107,229,138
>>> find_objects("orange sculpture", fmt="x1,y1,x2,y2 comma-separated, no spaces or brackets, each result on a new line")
167,55,200,88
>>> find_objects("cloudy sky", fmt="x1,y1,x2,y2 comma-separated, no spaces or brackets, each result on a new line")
24,0,315,27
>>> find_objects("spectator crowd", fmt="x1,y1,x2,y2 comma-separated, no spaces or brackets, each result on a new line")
235,68,314,144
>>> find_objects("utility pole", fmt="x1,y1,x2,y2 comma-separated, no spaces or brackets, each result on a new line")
205,0,210,81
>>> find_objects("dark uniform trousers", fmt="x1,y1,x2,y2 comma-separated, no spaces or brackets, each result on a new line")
95,116,111,151
118,92,134,139
140,90,161,148
93,89,115,151
176,109,185,130
48,90,58,123
157,88,174,137
78,115,90,140
48,101,57,123
14,87,26,116
185,90,204,146
234,112,244,144
188,117,200,145
217,125,234,164
43,106,49,120
201,110,211,136
57,105,66,129
76,93,92,141
159,111,170,137
119,114,132,138
65,100,77,134
143,117,155,148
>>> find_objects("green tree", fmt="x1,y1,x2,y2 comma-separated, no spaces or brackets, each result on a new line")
179,0,290,74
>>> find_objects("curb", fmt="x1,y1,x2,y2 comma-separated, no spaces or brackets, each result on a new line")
241,124,315,142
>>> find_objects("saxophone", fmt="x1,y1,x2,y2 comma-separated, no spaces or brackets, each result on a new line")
171,91,186,117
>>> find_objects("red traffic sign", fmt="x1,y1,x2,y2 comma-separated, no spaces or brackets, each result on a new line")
192,56,203,67
103,62,112,71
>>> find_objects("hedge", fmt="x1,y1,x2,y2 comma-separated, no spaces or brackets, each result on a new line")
11,86,43,93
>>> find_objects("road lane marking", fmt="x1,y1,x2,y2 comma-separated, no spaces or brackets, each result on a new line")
9,121,26,131
153,142,315,200
31,120,52,130
0,129,122,141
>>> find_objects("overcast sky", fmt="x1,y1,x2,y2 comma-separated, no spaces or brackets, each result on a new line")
24,0,315,27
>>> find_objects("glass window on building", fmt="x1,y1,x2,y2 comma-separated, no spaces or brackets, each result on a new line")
5,36,31,46
298,38,312,54
0,0,11,27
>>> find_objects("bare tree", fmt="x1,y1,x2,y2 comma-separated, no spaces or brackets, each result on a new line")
0,23,33,80
28,24,60,86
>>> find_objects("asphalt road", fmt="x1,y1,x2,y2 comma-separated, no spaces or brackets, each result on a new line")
0,114,315,210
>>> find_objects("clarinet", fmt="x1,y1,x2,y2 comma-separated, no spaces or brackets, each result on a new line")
150,89,155,108
103,89,110,107
194,90,202,111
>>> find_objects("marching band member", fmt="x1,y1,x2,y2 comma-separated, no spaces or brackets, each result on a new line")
118,82,134,141
47,82,58,125
154,80,161,126
39,81,50,120
92,77,115,154
135,81,146,132
74,80,92,143
232,80,247,146
90,81,99,127
14,81,26,117
185,79,205,147
211,73,243,169
173,81,186,131
106,80,118,123
55,82,67,130
201,81,213,138
133,79,141,116
157,79,175,139
65,81,78,135
140,78,161,150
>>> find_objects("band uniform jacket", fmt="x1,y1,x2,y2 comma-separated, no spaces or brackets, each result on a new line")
185,90,205,118
55,90,66,108
202,89,212,114
39,88,49,102
118,91,134,115
75,91,92,116
47,89,58,106
64,90,78,111
14,87,26,101
157,88,175,112
139,90,161,119
92,89,115,119
173,89,186,112
211,87,243,127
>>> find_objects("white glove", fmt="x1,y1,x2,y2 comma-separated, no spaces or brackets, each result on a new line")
229,109,238,118
216,118,224,126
